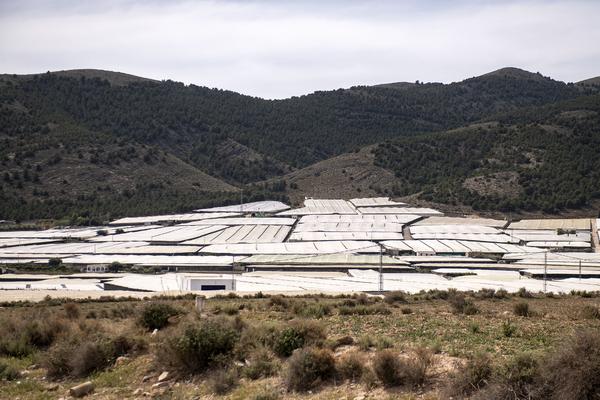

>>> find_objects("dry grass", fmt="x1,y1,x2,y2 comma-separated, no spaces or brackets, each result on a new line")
0,293,600,399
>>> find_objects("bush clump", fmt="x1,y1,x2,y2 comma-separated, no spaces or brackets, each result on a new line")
336,351,365,381
160,317,240,373
285,347,336,392
337,303,390,316
44,333,143,379
444,353,493,397
581,304,600,319
64,303,80,320
0,317,66,358
0,361,20,381
273,320,326,357
384,291,408,304
243,347,279,380
373,350,404,387
537,330,600,400
292,301,331,319
448,293,479,315
501,320,517,337
513,302,531,317
138,303,180,331
210,368,239,395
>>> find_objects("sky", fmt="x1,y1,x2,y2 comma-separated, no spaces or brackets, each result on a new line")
0,0,599,99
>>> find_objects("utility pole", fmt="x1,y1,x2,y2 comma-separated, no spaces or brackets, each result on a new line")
379,243,384,292
579,259,582,281
543,251,547,293
232,256,236,291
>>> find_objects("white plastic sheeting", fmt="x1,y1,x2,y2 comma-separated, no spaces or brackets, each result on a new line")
182,225,291,245
278,199,358,215
0,241,150,255
410,225,500,234
382,240,540,255
504,230,591,242
195,201,290,214
526,241,590,249
508,219,591,230
0,226,154,240
62,254,238,266
299,214,420,224
357,207,443,216
349,197,407,207
109,212,240,225
414,216,507,227
289,231,404,241
294,222,404,232
242,253,409,265
0,238,61,248
199,241,380,255
411,233,518,243
90,225,228,243
181,217,296,226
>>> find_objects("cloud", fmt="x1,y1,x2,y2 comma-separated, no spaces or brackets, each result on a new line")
0,0,599,98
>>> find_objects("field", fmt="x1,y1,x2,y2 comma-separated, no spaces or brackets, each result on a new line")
1,290,600,399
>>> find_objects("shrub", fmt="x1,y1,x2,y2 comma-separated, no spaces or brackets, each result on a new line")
0,317,66,357
581,305,600,319
405,346,433,387
292,302,331,319
236,322,280,360
138,303,179,331
448,293,479,315
0,361,20,381
517,287,533,298
210,368,239,395
243,347,278,380
161,317,240,373
384,291,407,304
337,351,365,381
373,350,404,387
401,307,413,314
44,340,76,379
268,296,289,310
357,335,374,351
444,353,493,397
337,303,390,315
285,347,335,392
537,330,600,400
501,320,517,337
331,335,354,349
273,320,326,357
70,341,111,377
64,303,80,320
375,336,394,350
213,304,240,315
251,387,280,400
513,302,531,317
472,353,540,400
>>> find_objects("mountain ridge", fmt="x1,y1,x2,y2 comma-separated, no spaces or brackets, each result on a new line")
1,67,599,221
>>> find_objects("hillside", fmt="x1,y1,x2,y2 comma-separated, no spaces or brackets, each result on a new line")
578,76,600,87
0,67,599,221
374,94,600,214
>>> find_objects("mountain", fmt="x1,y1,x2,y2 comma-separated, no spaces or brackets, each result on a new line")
480,67,549,82
578,76,600,87
0,68,598,221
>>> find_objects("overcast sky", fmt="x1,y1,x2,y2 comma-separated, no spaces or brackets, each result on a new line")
1,0,599,99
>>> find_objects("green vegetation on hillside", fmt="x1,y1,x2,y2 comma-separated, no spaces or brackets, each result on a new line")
0,68,598,220
374,94,600,213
